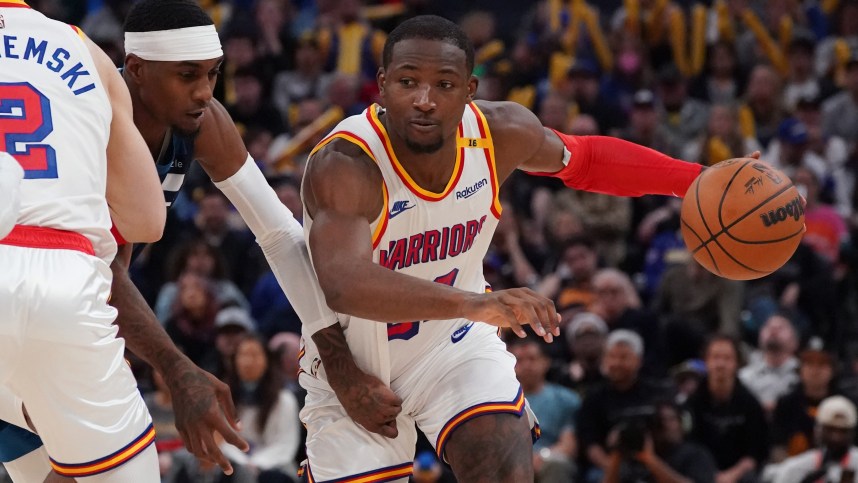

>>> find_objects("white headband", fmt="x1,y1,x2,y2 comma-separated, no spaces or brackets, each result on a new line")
125,25,223,62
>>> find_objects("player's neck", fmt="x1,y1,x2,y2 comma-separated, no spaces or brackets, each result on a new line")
383,119,458,194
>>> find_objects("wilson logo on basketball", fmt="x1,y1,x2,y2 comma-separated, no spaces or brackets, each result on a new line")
760,197,804,227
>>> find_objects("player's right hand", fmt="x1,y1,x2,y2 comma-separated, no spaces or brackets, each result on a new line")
462,288,561,342
166,362,249,475
333,371,403,439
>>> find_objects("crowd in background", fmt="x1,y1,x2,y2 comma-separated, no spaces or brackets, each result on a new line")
7,0,858,482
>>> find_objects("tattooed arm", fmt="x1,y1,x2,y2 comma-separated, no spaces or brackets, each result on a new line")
312,324,403,437
109,243,249,473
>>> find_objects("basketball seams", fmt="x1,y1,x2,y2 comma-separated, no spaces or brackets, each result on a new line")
681,217,721,275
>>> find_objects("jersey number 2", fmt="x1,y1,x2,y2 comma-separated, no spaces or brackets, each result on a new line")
0,82,58,179
387,268,460,341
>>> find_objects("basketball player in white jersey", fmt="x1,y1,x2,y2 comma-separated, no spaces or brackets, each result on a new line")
299,15,710,482
0,0,166,480
0,152,24,239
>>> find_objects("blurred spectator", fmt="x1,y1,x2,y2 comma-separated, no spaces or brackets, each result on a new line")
672,360,707,405
771,339,839,462
199,306,256,379
163,273,220,367
657,63,710,152
222,335,301,482
689,40,745,105
554,175,632,267
766,118,833,189
655,253,745,367
325,72,364,117
459,10,505,79
537,236,599,314
742,65,786,150
79,0,132,51
772,396,858,483
253,0,294,73
783,35,824,112
687,335,769,483
484,200,542,292
268,332,305,408
156,239,250,323
739,313,801,413
271,34,335,128
687,103,761,166
619,89,678,156
558,312,609,398
189,189,266,294
793,167,850,265
509,337,579,483
227,65,286,136
316,0,386,81
793,95,853,218
822,55,858,149
814,0,858,78
577,330,671,482
537,93,573,132
591,269,663,374
562,58,627,135
604,401,718,483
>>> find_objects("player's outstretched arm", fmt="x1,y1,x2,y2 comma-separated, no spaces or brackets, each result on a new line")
197,101,339,337
304,142,558,338
110,243,249,474
86,36,165,243
481,101,703,199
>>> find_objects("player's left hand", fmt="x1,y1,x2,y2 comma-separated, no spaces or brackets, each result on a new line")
165,361,249,475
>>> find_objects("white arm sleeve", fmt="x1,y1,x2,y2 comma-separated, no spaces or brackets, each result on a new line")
213,156,338,335
0,152,24,240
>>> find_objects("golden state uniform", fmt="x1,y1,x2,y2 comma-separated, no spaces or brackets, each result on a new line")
0,1,155,479
299,104,538,482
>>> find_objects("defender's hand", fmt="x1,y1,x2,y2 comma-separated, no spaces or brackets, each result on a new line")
330,370,403,439
165,362,249,475
462,288,560,342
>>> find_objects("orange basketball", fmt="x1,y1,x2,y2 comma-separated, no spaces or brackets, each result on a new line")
680,158,806,280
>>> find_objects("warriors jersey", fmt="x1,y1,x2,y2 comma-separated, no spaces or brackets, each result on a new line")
0,0,114,261
154,130,195,208
301,103,503,383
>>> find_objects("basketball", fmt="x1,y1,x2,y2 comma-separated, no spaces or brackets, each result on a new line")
680,158,806,280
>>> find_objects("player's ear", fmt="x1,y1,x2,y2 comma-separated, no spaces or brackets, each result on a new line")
124,54,144,84
376,68,386,96
467,75,478,102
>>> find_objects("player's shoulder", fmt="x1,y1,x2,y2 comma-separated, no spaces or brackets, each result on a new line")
308,137,381,186
475,100,543,146
474,100,541,132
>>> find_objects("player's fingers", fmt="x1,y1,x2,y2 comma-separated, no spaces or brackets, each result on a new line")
376,389,403,408
206,412,249,452
200,433,234,476
214,380,241,432
379,420,399,439
513,300,546,338
179,428,201,459
743,150,761,159
520,291,557,342
498,305,526,338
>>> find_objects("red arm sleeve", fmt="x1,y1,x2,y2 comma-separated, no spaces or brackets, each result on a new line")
527,130,703,198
